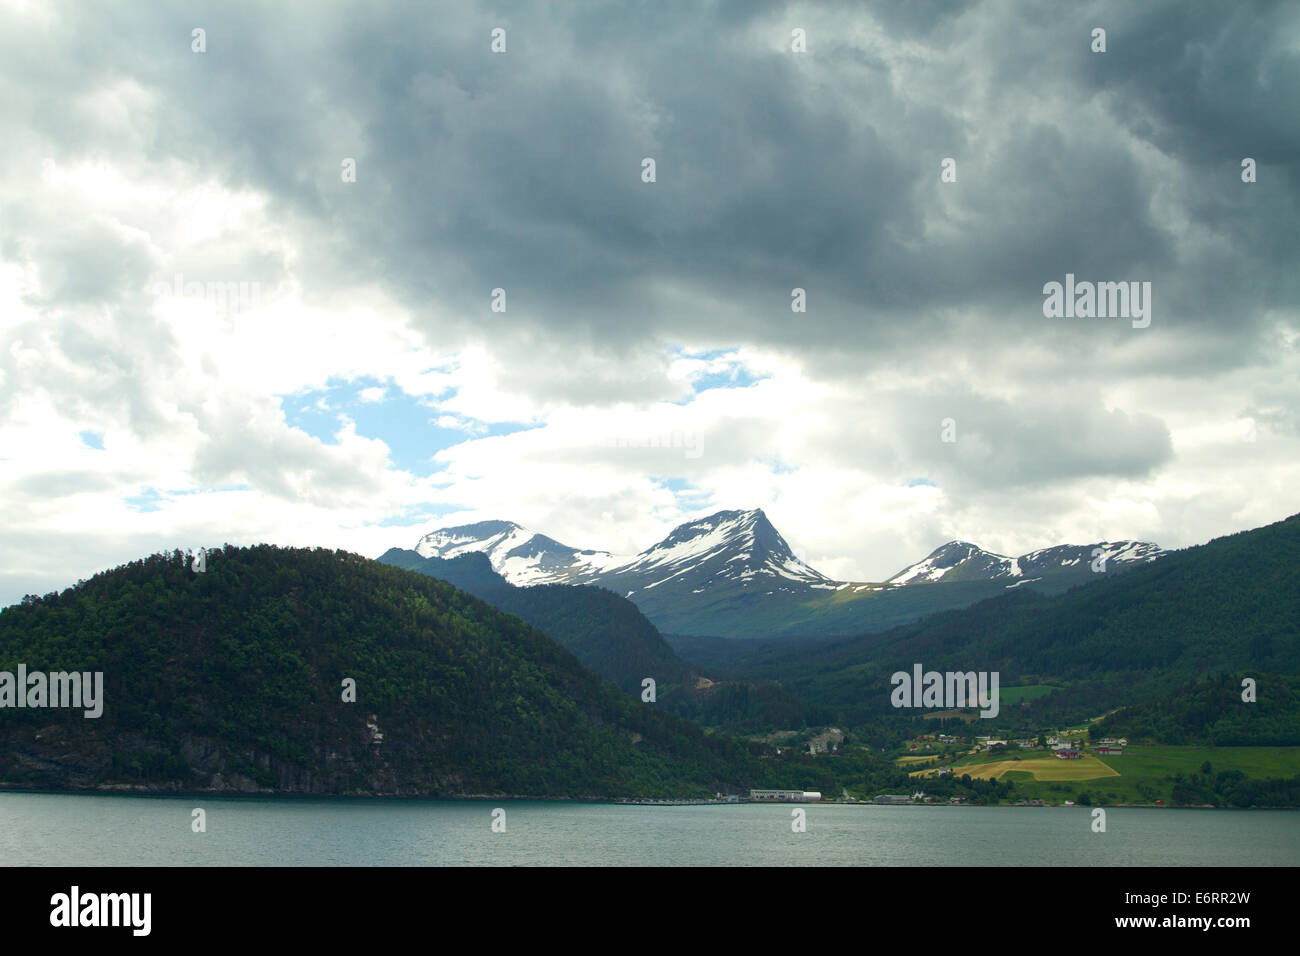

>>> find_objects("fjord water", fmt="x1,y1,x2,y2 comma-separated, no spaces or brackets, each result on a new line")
2,794,1297,866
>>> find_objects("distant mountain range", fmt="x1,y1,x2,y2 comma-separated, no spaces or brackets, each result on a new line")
411,509,829,590
396,509,1164,639
886,538,1163,587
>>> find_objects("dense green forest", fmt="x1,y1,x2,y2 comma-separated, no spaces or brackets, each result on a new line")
1164,767,1300,809
1095,673,1300,746
0,545,813,797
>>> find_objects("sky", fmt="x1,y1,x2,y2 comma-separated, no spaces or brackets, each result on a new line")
1,0,1297,604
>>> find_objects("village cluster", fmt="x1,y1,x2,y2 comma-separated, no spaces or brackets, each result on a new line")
906,733,1129,761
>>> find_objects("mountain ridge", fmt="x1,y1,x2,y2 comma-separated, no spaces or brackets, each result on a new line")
715,510,1300,730
886,538,1163,586
399,509,1165,638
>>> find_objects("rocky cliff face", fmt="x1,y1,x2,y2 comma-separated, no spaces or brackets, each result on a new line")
0,723,387,794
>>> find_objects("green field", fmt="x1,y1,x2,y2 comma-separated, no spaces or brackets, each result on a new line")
906,746,1300,804
952,755,1118,782
995,746,1300,805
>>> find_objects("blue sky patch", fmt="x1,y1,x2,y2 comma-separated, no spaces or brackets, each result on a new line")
126,484,253,512
652,479,712,510
363,504,469,529
688,366,764,393
653,477,693,493
125,487,163,512
670,346,769,395
280,377,537,476
758,457,797,475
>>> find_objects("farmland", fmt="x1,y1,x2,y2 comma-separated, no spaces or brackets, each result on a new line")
909,746,1300,805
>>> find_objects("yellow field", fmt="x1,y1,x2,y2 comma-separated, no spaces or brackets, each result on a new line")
951,755,1120,782
896,755,940,765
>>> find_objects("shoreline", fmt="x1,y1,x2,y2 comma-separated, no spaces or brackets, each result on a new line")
0,786,1294,810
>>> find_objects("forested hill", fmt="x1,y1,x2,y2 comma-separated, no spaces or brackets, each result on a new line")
1094,673,1300,746
721,512,1300,727
0,545,766,797
378,548,696,696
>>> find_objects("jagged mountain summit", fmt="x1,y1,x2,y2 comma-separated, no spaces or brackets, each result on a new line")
414,519,616,586
612,509,834,595
887,539,1164,587
413,509,831,593
399,510,1165,639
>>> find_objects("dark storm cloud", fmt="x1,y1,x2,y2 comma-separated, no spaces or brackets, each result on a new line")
2,0,1296,506
6,0,1293,381
1074,2,1300,322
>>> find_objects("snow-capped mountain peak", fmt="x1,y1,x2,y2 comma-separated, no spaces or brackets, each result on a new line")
613,508,831,588
415,519,526,560
414,520,616,586
1016,540,1164,575
886,541,1013,585
394,512,1170,642
404,514,1164,602
887,538,1165,586
407,508,832,593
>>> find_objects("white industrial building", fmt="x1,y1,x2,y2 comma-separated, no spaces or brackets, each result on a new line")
748,789,821,802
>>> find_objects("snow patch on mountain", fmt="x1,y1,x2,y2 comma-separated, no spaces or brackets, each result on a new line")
414,519,624,586
889,538,1165,586
405,512,1165,598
